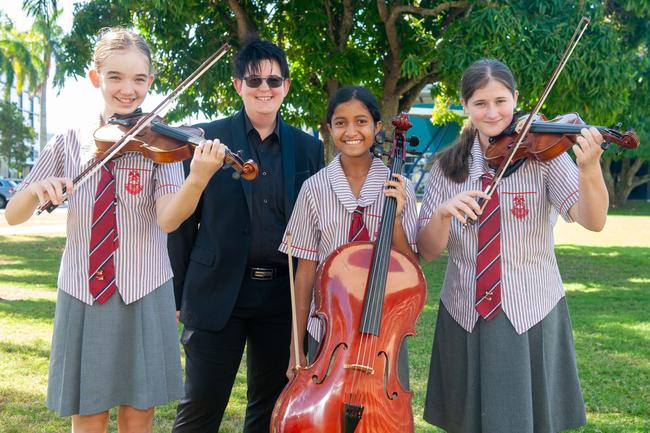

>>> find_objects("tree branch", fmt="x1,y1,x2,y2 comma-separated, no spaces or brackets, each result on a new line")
389,1,470,21
339,0,354,51
227,0,257,42
631,173,650,189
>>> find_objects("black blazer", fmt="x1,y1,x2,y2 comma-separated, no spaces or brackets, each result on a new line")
168,110,324,331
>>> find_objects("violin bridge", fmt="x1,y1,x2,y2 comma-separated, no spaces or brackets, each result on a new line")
344,364,374,374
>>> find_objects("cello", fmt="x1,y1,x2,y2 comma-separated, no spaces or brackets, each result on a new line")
271,113,427,433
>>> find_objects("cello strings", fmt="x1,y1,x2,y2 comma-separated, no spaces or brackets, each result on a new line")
350,155,403,406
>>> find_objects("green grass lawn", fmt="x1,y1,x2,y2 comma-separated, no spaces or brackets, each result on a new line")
0,234,648,432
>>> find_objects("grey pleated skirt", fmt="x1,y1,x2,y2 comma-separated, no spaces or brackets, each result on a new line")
46,280,183,417
424,298,586,433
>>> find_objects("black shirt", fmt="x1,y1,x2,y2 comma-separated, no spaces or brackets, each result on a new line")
244,113,287,266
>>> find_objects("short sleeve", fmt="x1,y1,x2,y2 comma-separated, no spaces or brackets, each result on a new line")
16,132,67,192
279,181,320,261
153,161,184,200
400,178,419,252
417,161,446,232
544,153,579,222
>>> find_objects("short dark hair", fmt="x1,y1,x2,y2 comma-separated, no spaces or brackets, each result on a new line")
232,39,290,79
326,86,381,125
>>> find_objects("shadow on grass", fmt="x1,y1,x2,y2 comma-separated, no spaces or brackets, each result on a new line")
0,340,51,360
0,235,64,290
0,298,55,322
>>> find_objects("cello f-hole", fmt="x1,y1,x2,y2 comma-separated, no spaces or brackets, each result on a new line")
312,342,348,385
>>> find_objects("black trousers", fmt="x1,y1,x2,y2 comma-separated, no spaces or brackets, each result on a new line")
172,277,291,433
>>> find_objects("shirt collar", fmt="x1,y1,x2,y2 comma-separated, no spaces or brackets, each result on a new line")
327,154,389,213
243,110,280,139
468,135,491,181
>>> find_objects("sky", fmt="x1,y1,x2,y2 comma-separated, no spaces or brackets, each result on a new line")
2,0,200,134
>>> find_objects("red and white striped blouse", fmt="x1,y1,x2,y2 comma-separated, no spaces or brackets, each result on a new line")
17,119,184,305
279,155,419,341
418,138,580,334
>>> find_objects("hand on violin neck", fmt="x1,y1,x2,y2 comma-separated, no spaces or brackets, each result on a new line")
573,127,605,171
187,139,226,187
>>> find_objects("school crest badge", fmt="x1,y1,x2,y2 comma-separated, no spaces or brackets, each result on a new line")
125,170,143,195
511,194,529,219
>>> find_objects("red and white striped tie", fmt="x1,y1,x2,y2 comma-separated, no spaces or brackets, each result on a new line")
88,161,119,304
349,206,370,242
475,172,502,320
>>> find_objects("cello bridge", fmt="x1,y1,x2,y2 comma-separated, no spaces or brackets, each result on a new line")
344,364,374,374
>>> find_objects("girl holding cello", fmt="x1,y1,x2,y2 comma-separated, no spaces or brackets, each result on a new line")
5,28,225,433
278,85,418,385
417,58,608,433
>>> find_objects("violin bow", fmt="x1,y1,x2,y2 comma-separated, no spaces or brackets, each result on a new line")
478,16,591,213
285,232,302,371
37,43,231,214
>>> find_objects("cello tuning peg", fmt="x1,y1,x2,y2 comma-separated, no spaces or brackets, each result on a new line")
371,144,385,158
408,136,420,147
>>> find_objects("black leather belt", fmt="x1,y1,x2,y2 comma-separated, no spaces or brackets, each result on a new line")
248,266,289,280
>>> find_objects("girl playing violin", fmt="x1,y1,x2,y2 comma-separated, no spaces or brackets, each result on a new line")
5,28,225,433
279,86,418,385
417,58,608,433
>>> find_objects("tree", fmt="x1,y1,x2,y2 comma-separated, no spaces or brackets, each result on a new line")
0,100,34,174
430,0,649,206
56,1,648,203
0,13,43,101
22,0,64,150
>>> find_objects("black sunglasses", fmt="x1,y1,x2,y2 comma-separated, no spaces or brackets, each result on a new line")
242,75,285,88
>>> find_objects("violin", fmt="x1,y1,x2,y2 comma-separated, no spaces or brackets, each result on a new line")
484,112,639,169
94,114,259,180
271,113,427,433
37,43,232,214
472,17,640,219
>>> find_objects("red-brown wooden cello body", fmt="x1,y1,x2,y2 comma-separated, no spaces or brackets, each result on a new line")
271,114,427,433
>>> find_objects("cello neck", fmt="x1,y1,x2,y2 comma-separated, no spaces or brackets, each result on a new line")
358,116,409,336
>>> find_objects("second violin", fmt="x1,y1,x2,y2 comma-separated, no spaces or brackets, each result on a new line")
484,112,639,169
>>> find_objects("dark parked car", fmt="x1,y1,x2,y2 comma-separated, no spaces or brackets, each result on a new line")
0,178,17,208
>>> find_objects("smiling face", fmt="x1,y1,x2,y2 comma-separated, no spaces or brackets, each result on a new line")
462,78,518,148
233,59,290,124
328,98,382,160
89,47,154,121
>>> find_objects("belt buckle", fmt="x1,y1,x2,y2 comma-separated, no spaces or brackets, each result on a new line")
251,267,274,280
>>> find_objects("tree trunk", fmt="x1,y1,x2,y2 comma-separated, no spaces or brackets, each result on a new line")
602,155,650,207
39,81,47,149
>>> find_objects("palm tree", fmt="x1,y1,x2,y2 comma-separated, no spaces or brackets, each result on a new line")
22,0,62,150
0,14,43,101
